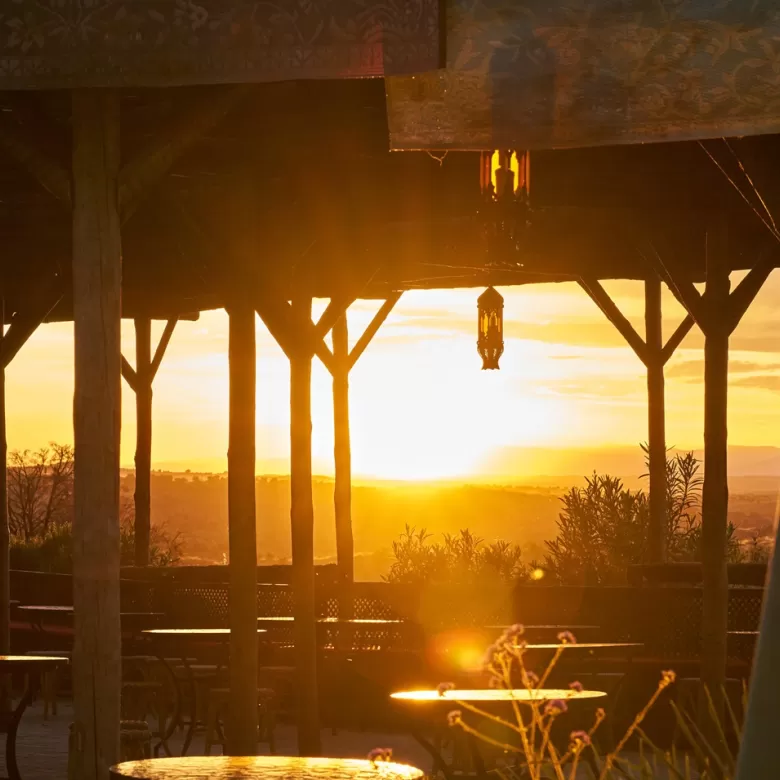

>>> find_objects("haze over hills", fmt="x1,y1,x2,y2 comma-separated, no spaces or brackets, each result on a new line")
137,444,780,580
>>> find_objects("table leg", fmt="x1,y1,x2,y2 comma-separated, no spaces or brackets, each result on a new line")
180,657,198,756
5,673,36,780
409,728,454,780
151,656,179,758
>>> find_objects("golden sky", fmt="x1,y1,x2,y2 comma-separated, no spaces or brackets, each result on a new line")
7,273,780,480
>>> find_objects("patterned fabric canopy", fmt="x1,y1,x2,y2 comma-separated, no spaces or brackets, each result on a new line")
386,0,780,150
0,0,439,88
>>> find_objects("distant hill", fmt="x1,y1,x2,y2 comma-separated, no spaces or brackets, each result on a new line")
480,446,780,484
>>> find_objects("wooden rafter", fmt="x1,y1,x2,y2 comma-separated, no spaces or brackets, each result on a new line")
121,356,138,392
727,251,776,334
150,319,178,381
315,297,355,340
578,277,648,365
0,109,71,206
0,275,65,368
661,314,695,365
347,293,402,371
0,86,250,221
118,85,251,223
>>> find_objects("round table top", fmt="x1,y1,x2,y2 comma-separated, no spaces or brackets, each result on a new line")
519,642,644,651
486,625,600,632
0,655,69,671
391,688,606,703
143,629,267,637
728,630,759,636
109,756,425,780
257,617,403,625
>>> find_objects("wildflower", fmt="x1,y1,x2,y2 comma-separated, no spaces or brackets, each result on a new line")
570,730,591,746
500,623,525,642
488,674,503,689
557,630,577,645
368,748,392,764
437,682,455,697
481,642,501,667
662,670,677,686
447,709,463,727
544,698,568,715
595,707,605,720
569,680,584,693
524,670,540,688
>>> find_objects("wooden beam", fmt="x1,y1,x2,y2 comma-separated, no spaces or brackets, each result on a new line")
661,314,695,365
120,356,138,393
315,297,354,340
578,278,648,365
0,358,8,706
226,301,258,756
347,293,402,371
150,318,178,381
727,253,775,335
332,313,353,618
700,221,731,742
644,278,665,564
0,278,65,369
119,86,251,223
0,108,71,206
133,318,152,568
290,294,321,756
71,89,122,780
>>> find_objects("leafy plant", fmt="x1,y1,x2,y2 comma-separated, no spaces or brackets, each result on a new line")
384,525,529,586
543,449,742,585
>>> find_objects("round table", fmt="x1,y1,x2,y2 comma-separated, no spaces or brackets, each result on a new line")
0,656,69,780
392,687,606,779
141,629,268,756
110,756,425,780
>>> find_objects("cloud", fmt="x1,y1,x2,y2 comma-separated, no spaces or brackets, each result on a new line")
732,375,780,392
667,360,780,380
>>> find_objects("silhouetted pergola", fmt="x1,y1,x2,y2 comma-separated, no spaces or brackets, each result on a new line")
0,2,779,778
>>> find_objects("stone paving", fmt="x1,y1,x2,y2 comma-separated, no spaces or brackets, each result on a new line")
9,698,430,780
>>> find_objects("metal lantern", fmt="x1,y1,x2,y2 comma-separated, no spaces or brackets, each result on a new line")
477,286,504,370
479,150,530,258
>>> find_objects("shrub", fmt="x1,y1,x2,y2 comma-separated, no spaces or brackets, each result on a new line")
384,525,529,586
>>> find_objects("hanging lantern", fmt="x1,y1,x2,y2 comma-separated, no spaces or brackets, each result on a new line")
477,286,504,370
478,150,530,259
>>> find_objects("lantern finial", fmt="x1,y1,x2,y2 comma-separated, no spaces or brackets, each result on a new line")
477,286,504,370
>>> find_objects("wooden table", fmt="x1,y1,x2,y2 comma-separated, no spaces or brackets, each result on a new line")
141,629,268,756
18,605,164,633
0,656,69,780
110,756,425,780
392,687,606,780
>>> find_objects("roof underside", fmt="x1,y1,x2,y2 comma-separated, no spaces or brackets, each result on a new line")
0,80,779,323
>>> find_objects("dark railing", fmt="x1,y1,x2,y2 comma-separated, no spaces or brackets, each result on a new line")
9,567,766,661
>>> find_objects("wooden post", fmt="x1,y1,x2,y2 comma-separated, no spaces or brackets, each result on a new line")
133,317,152,567
290,294,321,756
71,89,122,780
226,301,258,756
700,224,731,732
332,314,353,617
0,362,8,675
645,278,666,563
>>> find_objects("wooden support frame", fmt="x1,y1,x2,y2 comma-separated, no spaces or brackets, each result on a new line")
648,231,776,743
71,88,122,780
120,318,178,566
0,86,249,222
226,301,258,755
578,277,694,562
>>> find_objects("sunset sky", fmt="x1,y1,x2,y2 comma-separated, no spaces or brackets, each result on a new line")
8,272,780,480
